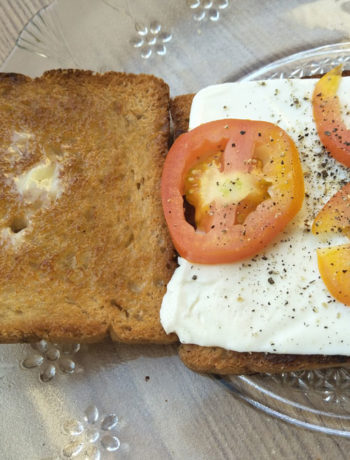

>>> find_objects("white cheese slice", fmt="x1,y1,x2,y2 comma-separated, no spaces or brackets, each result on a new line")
161,78,350,355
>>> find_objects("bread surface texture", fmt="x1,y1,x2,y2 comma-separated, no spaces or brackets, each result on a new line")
0,69,176,344
171,92,350,374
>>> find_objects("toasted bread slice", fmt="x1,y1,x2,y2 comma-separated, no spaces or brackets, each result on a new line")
170,92,350,374
0,69,177,344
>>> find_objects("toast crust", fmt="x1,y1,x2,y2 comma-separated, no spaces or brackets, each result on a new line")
0,69,177,344
170,88,350,374
179,345,350,375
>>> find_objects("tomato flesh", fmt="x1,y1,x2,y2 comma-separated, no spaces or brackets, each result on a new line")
312,65,350,168
312,182,350,306
312,182,350,237
184,151,270,232
317,245,350,306
162,119,304,264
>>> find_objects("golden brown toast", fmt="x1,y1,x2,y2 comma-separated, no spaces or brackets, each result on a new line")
0,69,177,344
170,92,350,374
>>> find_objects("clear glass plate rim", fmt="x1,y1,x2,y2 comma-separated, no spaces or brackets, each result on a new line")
215,375,350,438
240,41,350,81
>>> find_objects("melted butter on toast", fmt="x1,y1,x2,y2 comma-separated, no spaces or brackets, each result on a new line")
14,158,62,201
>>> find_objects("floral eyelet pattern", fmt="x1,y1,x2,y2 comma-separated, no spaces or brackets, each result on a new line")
130,21,172,59
187,0,229,22
62,404,125,459
21,340,81,382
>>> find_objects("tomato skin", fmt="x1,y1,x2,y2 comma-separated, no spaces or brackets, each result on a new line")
162,119,304,264
312,182,350,306
317,245,350,306
312,65,350,168
312,182,350,236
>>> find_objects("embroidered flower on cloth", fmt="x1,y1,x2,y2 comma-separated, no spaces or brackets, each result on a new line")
21,340,81,382
187,0,229,22
130,21,172,59
62,405,125,459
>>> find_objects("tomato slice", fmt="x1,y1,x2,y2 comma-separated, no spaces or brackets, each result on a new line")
316,245,350,306
312,183,350,306
161,119,304,264
312,65,350,168
312,182,350,237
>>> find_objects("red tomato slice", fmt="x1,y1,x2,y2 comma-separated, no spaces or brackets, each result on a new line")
312,65,350,168
312,182,350,306
161,119,304,264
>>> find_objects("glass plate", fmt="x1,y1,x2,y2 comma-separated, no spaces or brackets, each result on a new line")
218,44,350,439
2,0,350,458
